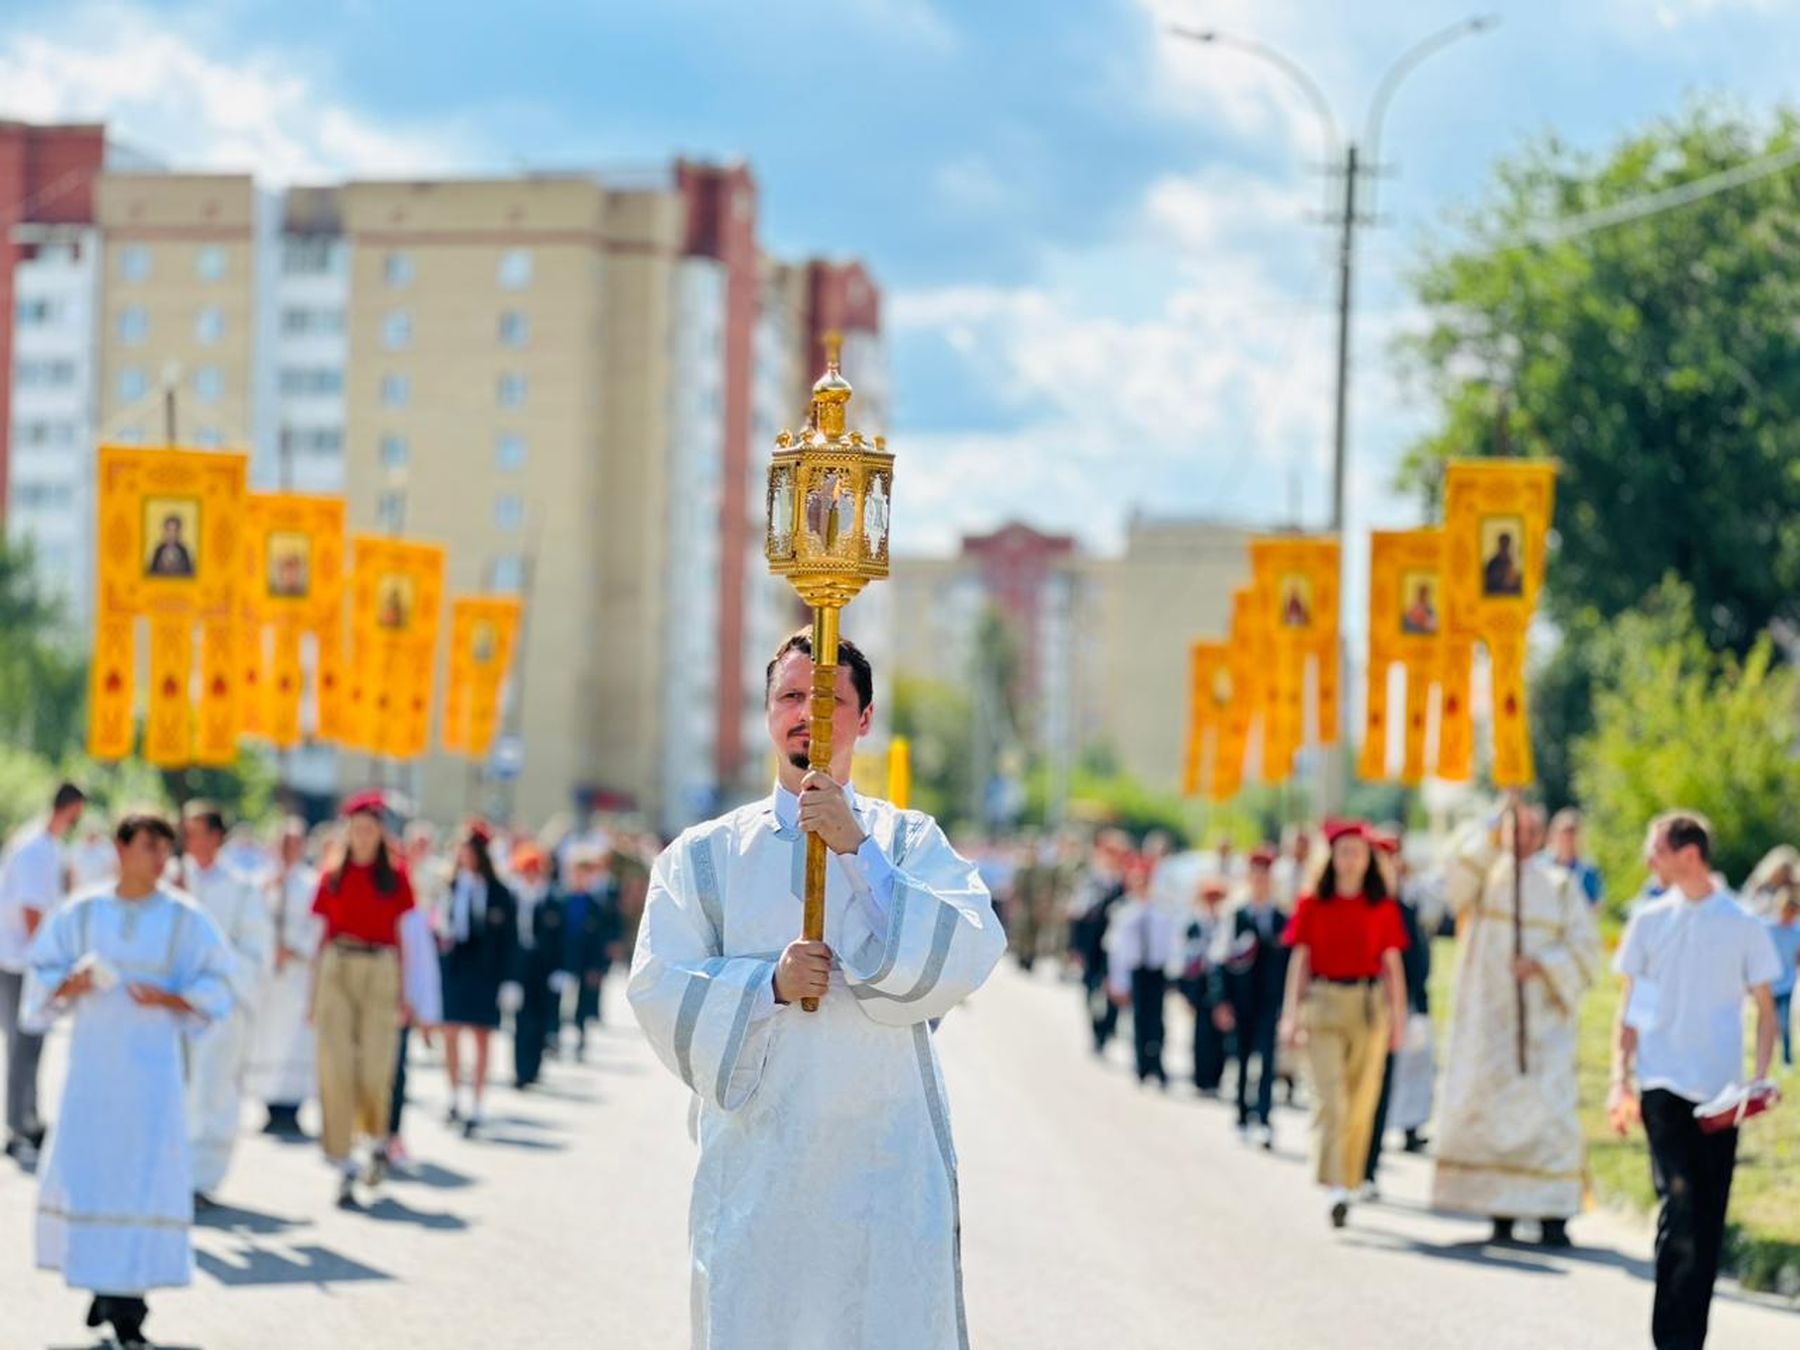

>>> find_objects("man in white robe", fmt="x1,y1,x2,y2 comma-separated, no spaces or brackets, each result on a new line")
245,819,320,1136
1431,805,1602,1246
24,812,235,1348
176,802,271,1204
630,632,1005,1350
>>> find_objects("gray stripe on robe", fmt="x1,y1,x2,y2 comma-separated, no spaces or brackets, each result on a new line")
688,835,725,956
912,1022,968,1350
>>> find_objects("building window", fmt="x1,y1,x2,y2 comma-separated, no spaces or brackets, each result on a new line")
376,491,406,532
495,434,526,472
493,494,525,529
380,373,411,408
118,306,149,345
15,297,58,326
384,251,414,287
279,367,344,396
490,554,525,592
497,373,527,408
194,427,224,449
195,246,227,282
117,367,149,402
379,434,410,470
381,310,413,351
498,311,530,348
193,366,224,404
280,426,344,457
119,245,151,282
195,307,224,345
282,238,342,275
280,306,344,336
498,249,533,290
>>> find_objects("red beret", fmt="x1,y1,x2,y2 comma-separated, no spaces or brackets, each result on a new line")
1322,818,1371,846
341,789,386,819
1249,845,1279,868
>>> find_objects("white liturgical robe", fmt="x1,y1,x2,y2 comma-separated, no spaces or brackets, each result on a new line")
1431,837,1601,1219
245,863,321,1105
24,887,235,1294
629,784,1004,1350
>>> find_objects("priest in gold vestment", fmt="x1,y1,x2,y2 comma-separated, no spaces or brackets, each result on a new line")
1430,807,1602,1245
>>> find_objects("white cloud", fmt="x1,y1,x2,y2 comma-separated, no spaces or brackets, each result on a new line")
0,8,479,182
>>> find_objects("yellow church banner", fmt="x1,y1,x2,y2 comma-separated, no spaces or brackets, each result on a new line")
1442,460,1557,788
240,494,347,749
344,536,446,760
1360,529,1445,785
441,596,522,758
88,446,248,766
1250,536,1340,783
1182,641,1227,798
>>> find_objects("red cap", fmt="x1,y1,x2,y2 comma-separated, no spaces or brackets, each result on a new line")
465,818,496,847
512,843,545,878
1199,877,1229,898
1249,844,1279,868
341,789,386,819
1322,818,1370,846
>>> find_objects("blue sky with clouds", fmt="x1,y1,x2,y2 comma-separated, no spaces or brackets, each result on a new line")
6,0,1799,581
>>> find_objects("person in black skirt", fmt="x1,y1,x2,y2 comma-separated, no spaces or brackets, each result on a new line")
437,822,518,1137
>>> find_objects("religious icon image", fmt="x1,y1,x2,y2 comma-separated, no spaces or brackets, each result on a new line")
376,574,415,632
803,469,835,550
143,497,199,578
472,619,497,665
1279,573,1312,629
1210,667,1234,709
1480,515,1526,597
266,531,312,600
1400,570,1440,636
863,475,890,555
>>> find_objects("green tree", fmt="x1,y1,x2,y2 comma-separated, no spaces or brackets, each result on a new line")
1402,104,1800,653
891,674,975,829
1572,583,1800,901
0,538,87,757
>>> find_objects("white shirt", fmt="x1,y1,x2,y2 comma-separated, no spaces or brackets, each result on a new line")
0,824,63,972
1106,898,1181,995
1615,887,1784,1103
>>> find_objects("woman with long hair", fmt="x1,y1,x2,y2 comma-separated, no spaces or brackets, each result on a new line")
309,791,415,1209
1278,819,1409,1230
438,822,518,1137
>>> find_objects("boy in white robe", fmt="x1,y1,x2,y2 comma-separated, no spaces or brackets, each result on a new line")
176,801,271,1204
24,812,234,1349
245,819,321,1135
630,632,1005,1350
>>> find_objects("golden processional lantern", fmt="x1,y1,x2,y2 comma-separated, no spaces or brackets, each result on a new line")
766,333,894,1011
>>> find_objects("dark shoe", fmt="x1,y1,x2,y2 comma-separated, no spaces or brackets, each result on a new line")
1329,1197,1350,1229
192,1191,218,1213
336,1174,361,1211
1539,1218,1572,1249
462,1117,478,1140
86,1294,110,1328
364,1151,389,1189
1490,1218,1516,1244
23,1123,46,1150
107,1295,149,1347
1403,1130,1428,1154
445,1104,462,1125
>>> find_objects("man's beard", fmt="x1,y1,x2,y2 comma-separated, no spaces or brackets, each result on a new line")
787,749,810,771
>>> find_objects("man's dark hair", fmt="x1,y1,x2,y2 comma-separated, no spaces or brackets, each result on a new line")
764,629,874,713
182,800,228,839
116,813,177,846
52,781,86,813
1663,813,1712,863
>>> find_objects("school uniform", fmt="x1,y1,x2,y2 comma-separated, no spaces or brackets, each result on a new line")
512,886,566,1088
438,872,518,1030
1214,900,1290,1128
561,881,621,1045
1107,898,1179,1085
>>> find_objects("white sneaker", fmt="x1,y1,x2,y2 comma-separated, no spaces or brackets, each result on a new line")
1252,1123,1274,1150
1354,1180,1380,1202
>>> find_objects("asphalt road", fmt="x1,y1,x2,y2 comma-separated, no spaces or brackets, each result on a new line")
2,963,1795,1348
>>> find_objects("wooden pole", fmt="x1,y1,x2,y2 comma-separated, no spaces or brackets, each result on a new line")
1511,799,1528,1075
799,604,840,1012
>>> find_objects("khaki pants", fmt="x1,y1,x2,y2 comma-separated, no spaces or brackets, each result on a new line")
315,944,401,1163
1304,981,1390,1189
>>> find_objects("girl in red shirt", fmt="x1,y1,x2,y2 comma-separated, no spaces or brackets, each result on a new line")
309,791,413,1208
1279,819,1408,1229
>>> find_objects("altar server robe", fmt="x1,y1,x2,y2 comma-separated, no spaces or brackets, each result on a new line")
629,786,1004,1350
24,888,234,1293
1431,839,1601,1219
245,863,321,1105
178,857,271,1193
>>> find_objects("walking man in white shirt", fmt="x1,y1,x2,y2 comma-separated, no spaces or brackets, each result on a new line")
1609,812,1783,1350
0,781,85,1164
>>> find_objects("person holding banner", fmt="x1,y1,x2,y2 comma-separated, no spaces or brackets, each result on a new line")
1431,804,1600,1247
628,631,1002,1349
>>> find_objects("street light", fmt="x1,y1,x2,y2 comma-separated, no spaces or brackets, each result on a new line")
1167,15,1499,534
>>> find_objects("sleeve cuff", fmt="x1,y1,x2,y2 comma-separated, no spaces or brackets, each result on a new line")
749,971,781,1023
835,833,898,930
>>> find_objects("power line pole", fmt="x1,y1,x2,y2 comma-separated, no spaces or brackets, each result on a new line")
1329,143,1359,536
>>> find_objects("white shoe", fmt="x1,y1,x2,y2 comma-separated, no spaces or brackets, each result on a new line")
1252,1124,1274,1150
1354,1180,1379,1202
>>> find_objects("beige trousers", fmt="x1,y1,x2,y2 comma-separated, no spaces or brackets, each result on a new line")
1304,981,1391,1189
314,944,401,1163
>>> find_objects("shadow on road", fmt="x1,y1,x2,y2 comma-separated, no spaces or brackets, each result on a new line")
1342,1232,1570,1277
391,1160,475,1190
360,1195,471,1231
198,1242,391,1287
193,1200,309,1236
466,1131,568,1153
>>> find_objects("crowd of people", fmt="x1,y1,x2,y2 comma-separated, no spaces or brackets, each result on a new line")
980,801,1795,1350
0,779,653,1348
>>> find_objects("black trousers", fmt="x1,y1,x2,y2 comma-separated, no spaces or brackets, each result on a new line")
1365,1053,1396,1181
1186,989,1225,1092
1234,1013,1279,1126
514,978,554,1087
1084,965,1118,1052
387,1025,411,1136
1129,968,1168,1083
1642,1088,1738,1350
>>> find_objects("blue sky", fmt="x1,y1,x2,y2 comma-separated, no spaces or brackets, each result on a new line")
6,0,1799,591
